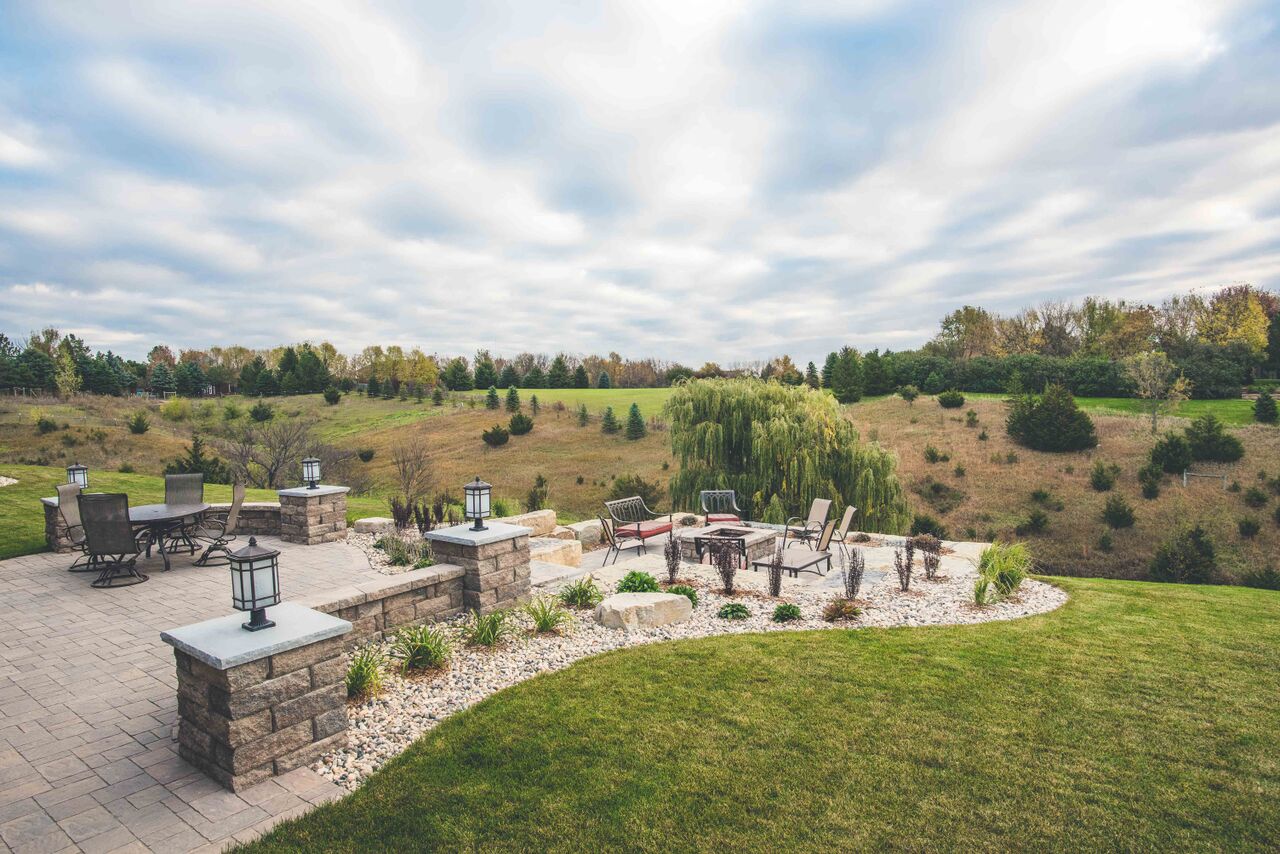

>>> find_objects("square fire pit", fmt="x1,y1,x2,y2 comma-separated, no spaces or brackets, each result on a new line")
677,523,779,565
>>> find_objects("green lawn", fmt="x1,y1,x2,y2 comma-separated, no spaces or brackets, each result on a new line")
463,387,675,418
955,393,1257,425
0,464,388,560
245,578,1280,852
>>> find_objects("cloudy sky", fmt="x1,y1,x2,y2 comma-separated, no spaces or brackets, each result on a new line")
1,0,1278,364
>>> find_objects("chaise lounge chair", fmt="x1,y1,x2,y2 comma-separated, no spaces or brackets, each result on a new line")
784,498,832,549
752,520,837,578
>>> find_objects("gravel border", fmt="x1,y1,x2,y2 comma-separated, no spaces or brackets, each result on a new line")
317,552,1066,789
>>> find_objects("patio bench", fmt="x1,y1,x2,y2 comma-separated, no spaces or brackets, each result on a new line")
604,496,673,552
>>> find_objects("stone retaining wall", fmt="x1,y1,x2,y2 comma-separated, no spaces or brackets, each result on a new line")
293,563,466,647
279,486,349,545
427,526,531,614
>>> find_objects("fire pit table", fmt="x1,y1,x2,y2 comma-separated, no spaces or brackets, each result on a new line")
677,523,779,567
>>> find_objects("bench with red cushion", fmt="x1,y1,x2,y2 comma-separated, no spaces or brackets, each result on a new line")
705,513,741,524
615,520,673,540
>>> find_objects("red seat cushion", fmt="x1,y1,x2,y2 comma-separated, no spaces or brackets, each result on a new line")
616,521,673,539
706,513,741,524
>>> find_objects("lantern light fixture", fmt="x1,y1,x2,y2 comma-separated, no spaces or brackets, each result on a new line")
66,463,89,490
229,537,281,631
302,457,321,490
463,477,492,532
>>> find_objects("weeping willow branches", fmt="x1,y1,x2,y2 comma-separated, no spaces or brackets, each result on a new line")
666,379,911,533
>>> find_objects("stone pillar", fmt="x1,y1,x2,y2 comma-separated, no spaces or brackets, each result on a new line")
160,603,352,791
425,522,532,614
40,498,75,553
278,485,349,545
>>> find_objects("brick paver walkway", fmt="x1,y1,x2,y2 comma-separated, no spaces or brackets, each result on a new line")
0,538,380,853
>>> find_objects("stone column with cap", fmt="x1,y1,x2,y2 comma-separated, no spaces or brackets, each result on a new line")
425,522,532,614
278,485,349,545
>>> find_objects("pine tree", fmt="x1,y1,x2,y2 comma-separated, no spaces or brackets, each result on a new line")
547,355,571,388
572,365,589,388
524,365,546,388
442,358,473,391
150,362,176,394
821,352,838,388
597,371,612,389
1254,391,1278,424
498,364,520,388
601,406,620,434
366,374,381,397
577,403,589,426
624,403,646,440
431,387,444,406
505,386,521,412
805,361,820,389
830,347,864,403
530,394,540,415
474,356,497,390
485,385,500,409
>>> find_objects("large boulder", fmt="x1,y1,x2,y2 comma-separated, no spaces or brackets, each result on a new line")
354,517,395,535
594,592,693,631
567,519,603,548
530,537,582,568
494,509,557,537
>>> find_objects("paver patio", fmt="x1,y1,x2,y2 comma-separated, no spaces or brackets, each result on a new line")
0,537,381,853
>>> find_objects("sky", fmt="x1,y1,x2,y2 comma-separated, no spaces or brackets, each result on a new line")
1,0,1279,365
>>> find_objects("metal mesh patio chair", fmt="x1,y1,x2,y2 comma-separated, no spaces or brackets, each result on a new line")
56,483,93,572
78,493,147,588
193,482,245,566
161,473,204,555
599,516,644,566
784,498,832,549
752,520,837,578
699,490,744,525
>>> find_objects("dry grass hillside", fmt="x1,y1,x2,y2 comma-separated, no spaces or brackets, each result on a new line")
845,395,1280,581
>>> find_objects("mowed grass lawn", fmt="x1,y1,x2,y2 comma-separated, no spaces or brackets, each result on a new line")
0,464,388,559
245,578,1280,852
960,392,1257,425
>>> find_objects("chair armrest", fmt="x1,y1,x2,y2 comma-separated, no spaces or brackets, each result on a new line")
785,516,805,527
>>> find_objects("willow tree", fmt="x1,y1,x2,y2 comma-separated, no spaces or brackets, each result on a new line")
666,379,911,533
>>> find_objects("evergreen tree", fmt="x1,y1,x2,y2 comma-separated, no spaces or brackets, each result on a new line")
577,403,589,426
830,347,864,404
530,394,540,415
547,355,571,388
255,368,281,396
174,361,206,397
442,357,474,391
296,345,330,392
1255,391,1278,424
432,387,444,405
625,403,646,440
239,356,266,394
474,356,498,390
597,370,612,389
821,352,838,388
150,362,176,394
805,361,820,389
366,374,381,397
505,386,521,412
485,385,500,409
524,365,546,388
601,406,620,434
498,364,520,388
572,365,590,388
862,349,892,395
164,433,230,483
54,349,82,398
1266,313,1280,374
16,348,56,391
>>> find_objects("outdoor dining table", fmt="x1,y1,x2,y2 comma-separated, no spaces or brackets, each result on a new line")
130,502,209,571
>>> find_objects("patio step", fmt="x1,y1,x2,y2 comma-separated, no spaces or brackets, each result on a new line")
529,537,582,568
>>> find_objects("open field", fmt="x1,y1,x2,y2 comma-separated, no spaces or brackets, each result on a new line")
244,577,1280,852
960,392,1258,425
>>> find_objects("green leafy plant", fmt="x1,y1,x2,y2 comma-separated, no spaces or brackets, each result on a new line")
910,513,948,539
1255,391,1278,424
1089,460,1118,491
772,603,802,623
1243,486,1269,508
953,464,966,478
126,410,151,435
717,602,750,620
482,424,510,446
606,473,664,508
922,444,950,464
222,402,242,421
898,385,919,405
1150,525,1216,584
965,410,979,428
465,609,517,647
559,575,603,609
978,428,989,441
525,597,572,634
1102,494,1135,529
978,542,1032,596
937,390,965,408
1016,509,1049,536
1238,517,1261,538
509,412,534,435
249,401,274,422
1240,565,1280,590
665,584,698,607
389,624,452,674
617,570,660,593
323,387,342,405
822,599,861,622
346,647,385,700
1150,433,1192,474
1096,532,1113,552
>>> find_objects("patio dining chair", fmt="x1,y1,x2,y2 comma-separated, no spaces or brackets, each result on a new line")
700,490,744,525
193,482,245,566
603,496,673,552
78,493,147,588
161,473,204,556
784,498,832,549
599,516,645,566
751,520,837,578
56,482,92,572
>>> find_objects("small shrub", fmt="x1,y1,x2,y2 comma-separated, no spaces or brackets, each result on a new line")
666,584,698,607
525,597,572,634
222,402,242,421
1240,565,1280,590
1030,488,1063,510
1238,517,1261,538
1005,384,1098,452
491,497,518,517
616,570,660,593
346,647,385,700
601,406,621,434
1016,509,1049,536
59,433,78,448
1254,391,1278,424
1228,480,1241,493
978,428,989,441
1149,525,1216,584
1005,452,1019,464
953,464,966,478
465,609,517,647
843,547,866,599
126,410,151,435
485,386,500,409
965,410,979,428
389,624,452,674
772,603,802,623
898,385,919,405
910,513,948,539
937,390,965,408
559,575,603,608
481,424,510,446
663,535,681,583
323,387,342,405
374,532,430,567
973,577,995,606
249,401,274,422
713,542,738,594
357,448,375,463
717,602,750,620
822,599,861,622
978,542,1031,595
1138,463,1163,500
117,463,135,473
1150,433,1192,474
1102,495,1135,529
893,539,915,592
922,444,950,464
914,534,942,579
1096,532,1113,552
509,412,534,435
606,473,664,508
1243,486,1269,508
160,397,191,421
766,544,784,596
1089,460,1118,491
1185,414,1244,462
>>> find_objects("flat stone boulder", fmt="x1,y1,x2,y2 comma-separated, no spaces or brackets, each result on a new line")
548,525,577,540
567,519,603,548
354,517,395,535
594,592,693,631
494,509,557,537
530,537,582,568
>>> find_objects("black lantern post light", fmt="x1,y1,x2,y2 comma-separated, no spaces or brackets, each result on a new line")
464,477,492,531
67,463,88,489
229,537,281,631
302,457,321,490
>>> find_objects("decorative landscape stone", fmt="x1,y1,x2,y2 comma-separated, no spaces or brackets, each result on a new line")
595,592,694,630
529,537,582,568
566,518,603,548
353,516,396,534
493,508,557,536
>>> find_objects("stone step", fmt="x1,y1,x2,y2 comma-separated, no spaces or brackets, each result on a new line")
529,560,588,588
529,537,582,568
